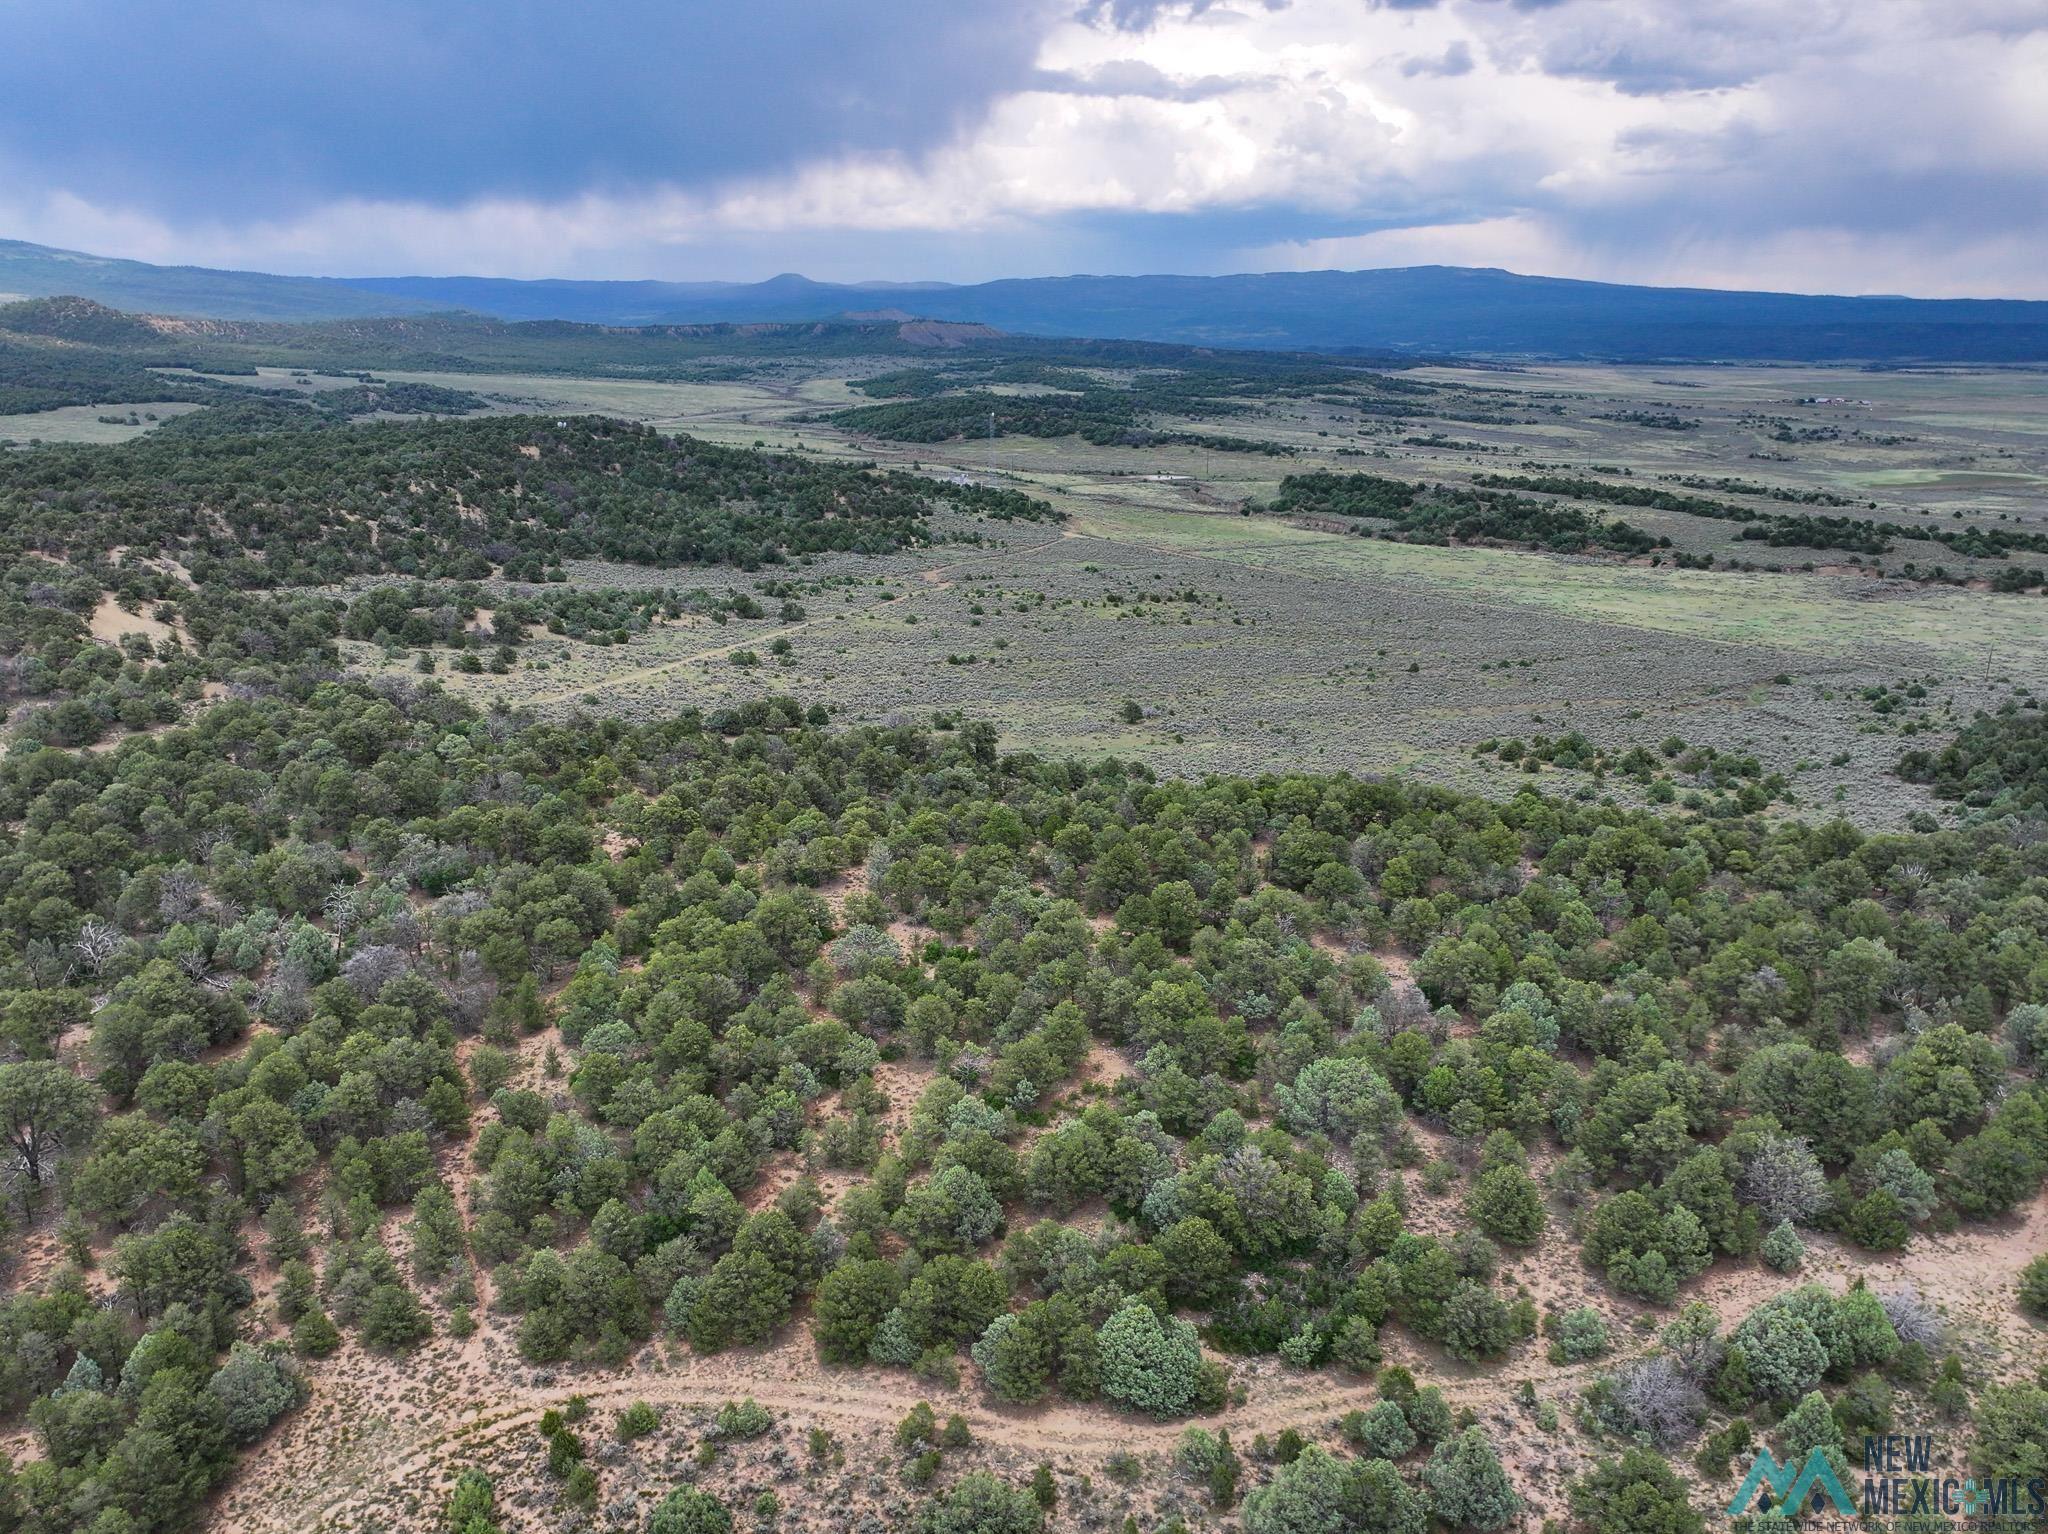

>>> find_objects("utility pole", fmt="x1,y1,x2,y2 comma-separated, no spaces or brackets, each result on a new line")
987,410,997,479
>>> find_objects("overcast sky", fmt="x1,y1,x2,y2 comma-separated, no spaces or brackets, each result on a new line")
4,0,2045,295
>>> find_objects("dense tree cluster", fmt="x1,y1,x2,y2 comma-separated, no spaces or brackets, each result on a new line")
0,416,959,587
1271,471,1662,557
0,555,351,752
832,389,1191,447
337,578,788,656
1476,732,1791,817
1898,706,2047,819
0,642,2042,1527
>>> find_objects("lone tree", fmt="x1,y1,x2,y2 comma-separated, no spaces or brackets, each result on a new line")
911,1473,1045,1534
0,1060,98,1201
1244,1446,1428,1534
1569,1447,1704,1534
649,1487,733,1534
1098,1300,1205,1417
1741,1135,1830,1227
1465,1163,1546,1245
1423,1426,1520,1530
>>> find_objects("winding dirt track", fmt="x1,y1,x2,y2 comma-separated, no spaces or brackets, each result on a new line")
221,1326,1620,1534
210,940,2048,1533
212,1191,2048,1534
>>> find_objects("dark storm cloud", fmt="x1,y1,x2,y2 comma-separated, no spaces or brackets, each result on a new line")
0,0,1055,217
1536,36,1768,95
1,0,2042,297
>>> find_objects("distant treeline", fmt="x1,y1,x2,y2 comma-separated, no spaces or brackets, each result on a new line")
851,361,1105,400
1658,473,1860,508
828,353,1425,452
0,295,496,419
0,293,1432,393
0,332,224,415
149,383,490,438
1271,471,1661,557
1476,473,2048,577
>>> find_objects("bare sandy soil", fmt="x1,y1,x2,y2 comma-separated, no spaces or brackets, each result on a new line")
87,592,187,650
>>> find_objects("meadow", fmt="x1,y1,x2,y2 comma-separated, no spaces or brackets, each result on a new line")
324,354,2048,831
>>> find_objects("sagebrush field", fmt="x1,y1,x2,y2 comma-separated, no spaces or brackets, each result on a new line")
327,349,2048,832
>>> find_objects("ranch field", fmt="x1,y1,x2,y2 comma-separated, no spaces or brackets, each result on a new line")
324,357,2048,830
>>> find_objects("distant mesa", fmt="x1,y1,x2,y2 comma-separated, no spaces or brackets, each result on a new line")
4,236,2048,361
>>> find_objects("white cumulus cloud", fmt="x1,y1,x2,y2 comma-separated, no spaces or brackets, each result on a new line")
2,0,2044,294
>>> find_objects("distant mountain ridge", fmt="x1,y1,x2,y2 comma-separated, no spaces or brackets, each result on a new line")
5,237,2048,361
0,238,444,322
0,294,1006,357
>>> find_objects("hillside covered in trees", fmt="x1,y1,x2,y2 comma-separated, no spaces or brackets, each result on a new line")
0,660,2046,1529
0,413,1031,587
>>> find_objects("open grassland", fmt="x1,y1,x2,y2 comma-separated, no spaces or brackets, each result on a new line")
0,398,206,444
1069,502,2048,661
335,360,2044,830
24,337,2040,828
